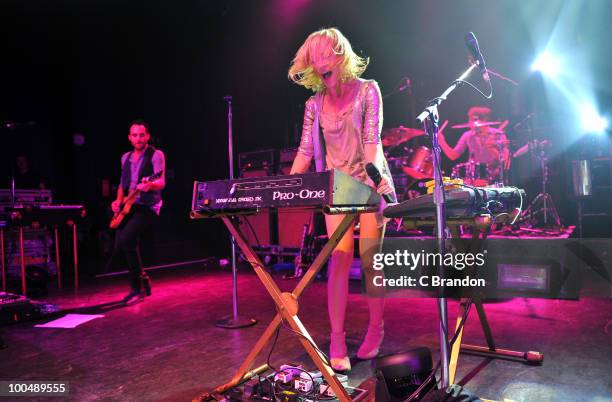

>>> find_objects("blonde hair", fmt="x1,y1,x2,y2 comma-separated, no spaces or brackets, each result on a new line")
288,28,369,92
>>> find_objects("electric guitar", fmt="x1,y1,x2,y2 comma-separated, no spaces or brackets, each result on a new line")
109,171,162,229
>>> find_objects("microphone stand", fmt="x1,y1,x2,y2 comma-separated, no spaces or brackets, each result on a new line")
216,95,257,329
416,63,478,388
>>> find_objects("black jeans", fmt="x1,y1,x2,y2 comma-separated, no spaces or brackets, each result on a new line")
114,204,158,291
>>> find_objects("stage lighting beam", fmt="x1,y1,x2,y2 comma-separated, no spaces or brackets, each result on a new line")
580,104,608,134
531,52,561,78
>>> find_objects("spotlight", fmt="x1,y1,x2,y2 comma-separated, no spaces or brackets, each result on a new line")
531,52,561,78
580,104,608,134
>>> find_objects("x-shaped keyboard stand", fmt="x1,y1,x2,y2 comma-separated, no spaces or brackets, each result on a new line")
194,207,376,402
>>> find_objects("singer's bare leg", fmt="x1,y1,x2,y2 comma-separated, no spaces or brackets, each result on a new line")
357,212,385,359
324,212,386,367
325,213,355,371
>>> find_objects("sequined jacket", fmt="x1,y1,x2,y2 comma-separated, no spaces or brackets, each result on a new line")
297,78,395,196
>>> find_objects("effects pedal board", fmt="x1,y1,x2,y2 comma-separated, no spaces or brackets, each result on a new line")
223,364,367,401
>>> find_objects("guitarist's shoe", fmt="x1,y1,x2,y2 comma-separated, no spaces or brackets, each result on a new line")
141,274,152,297
123,290,144,305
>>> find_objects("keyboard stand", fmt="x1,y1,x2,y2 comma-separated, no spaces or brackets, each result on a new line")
402,214,543,385
192,206,377,402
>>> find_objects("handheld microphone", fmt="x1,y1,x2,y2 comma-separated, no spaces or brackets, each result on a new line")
465,32,489,82
365,163,397,204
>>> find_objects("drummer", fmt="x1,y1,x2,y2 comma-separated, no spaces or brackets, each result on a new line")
438,106,509,180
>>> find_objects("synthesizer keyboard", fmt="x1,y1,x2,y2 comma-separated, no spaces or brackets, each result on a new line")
191,169,380,214
384,186,525,219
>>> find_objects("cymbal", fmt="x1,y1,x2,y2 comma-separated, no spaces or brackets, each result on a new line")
383,126,425,136
451,121,501,129
382,126,425,146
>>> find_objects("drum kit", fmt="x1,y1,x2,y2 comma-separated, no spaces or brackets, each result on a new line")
383,118,553,206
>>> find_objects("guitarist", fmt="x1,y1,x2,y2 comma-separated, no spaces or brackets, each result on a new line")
111,120,165,304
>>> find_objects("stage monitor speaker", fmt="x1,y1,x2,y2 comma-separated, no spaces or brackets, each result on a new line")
374,347,436,400
485,238,581,298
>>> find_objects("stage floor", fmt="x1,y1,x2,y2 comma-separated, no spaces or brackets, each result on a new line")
1,262,611,401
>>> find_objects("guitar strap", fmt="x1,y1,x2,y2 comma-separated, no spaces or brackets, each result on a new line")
311,92,326,173
136,146,156,182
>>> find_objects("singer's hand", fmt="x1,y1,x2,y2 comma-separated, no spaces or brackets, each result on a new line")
376,175,394,197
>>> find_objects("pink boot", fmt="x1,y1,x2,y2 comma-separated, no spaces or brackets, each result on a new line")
330,331,351,372
357,323,384,360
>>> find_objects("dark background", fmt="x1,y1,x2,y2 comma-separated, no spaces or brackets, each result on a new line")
1,0,611,270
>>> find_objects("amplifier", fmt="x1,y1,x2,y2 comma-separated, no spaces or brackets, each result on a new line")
237,168,275,246
278,148,313,175
279,148,298,165
239,149,277,173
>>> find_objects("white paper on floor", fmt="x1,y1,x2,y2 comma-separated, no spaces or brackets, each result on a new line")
35,314,104,328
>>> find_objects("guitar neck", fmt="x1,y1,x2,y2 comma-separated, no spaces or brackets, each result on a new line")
122,172,162,204
124,189,141,204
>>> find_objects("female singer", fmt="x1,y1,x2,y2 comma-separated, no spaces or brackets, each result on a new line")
289,28,395,371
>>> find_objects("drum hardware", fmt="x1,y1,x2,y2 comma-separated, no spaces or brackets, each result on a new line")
497,121,511,183
494,127,509,185
520,143,561,227
512,139,551,159
451,161,490,187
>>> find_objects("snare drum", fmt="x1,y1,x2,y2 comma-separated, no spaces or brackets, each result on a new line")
451,161,490,186
402,146,434,179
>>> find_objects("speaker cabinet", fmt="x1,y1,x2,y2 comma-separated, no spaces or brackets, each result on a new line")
277,210,313,248
239,168,274,246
